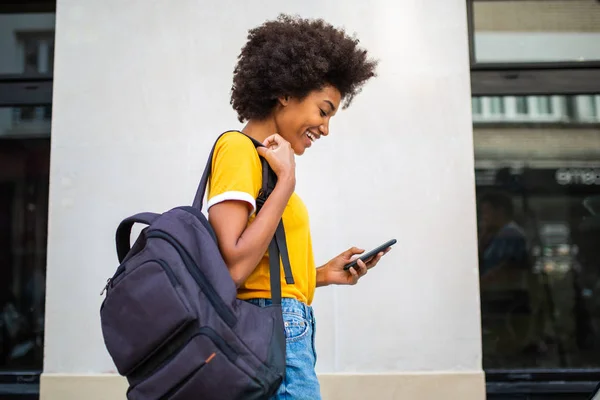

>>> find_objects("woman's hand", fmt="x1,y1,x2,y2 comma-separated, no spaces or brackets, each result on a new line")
256,134,296,183
317,246,392,287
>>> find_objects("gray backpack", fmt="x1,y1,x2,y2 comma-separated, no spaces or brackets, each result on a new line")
100,131,294,399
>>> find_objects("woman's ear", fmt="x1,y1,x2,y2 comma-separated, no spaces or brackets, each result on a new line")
278,95,290,107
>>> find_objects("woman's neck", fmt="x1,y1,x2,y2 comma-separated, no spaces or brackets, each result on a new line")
241,117,277,144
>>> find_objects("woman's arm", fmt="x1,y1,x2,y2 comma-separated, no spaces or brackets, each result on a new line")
209,176,294,286
208,134,296,286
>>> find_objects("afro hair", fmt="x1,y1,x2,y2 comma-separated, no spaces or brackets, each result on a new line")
230,14,378,122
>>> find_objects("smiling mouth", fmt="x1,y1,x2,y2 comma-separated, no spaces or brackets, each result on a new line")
306,131,318,142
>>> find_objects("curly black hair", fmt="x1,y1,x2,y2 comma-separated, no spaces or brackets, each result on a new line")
230,14,378,122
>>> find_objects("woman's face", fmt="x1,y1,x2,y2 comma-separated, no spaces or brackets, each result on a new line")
273,85,341,155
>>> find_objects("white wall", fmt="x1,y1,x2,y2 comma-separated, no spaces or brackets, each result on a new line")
46,0,480,376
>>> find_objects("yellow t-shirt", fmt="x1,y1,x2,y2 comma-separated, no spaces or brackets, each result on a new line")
206,131,316,305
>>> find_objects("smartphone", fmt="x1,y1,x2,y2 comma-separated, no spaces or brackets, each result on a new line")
343,239,396,271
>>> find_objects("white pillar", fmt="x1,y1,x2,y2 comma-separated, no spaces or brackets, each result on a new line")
43,1,483,399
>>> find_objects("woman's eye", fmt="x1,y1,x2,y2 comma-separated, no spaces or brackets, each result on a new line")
319,109,327,117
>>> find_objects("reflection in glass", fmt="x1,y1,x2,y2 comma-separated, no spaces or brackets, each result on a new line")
515,97,528,115
472,95,600,124
490,96,505,115
475,93,600,369
472,0,600,63
0,106,51,139
0,13,55,75
537,96,552,115
0,108,50,371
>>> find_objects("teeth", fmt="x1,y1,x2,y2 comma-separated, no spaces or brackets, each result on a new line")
306,131,316,142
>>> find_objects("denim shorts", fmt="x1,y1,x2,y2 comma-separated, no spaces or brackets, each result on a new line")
245,298,321,400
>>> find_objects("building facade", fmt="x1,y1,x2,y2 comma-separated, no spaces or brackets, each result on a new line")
1,0,599,399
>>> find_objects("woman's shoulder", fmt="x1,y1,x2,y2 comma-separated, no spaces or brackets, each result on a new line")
215,130,255,150
212,130,261,169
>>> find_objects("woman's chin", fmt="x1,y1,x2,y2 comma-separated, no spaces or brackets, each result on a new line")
292,143,306,156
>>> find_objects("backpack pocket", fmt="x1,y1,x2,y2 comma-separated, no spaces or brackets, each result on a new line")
126,329,266,400
101,259,195,375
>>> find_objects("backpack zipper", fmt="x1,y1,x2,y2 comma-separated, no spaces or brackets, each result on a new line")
156,259,180,287
158,360,208,400
146,230,237,328
101,259,177,296
155,329,255,400
127,323,198,386
198,326,237,363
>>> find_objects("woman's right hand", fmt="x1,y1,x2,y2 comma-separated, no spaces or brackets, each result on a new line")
256,134,296,183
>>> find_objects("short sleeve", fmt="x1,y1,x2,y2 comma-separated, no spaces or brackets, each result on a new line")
207,131,262,215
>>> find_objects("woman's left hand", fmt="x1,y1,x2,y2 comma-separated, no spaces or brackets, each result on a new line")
321,246,391,286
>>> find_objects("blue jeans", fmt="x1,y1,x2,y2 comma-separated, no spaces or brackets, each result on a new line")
246,298,321,400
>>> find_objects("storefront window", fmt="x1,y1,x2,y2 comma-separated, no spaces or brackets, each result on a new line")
469,0,600,396
475,139,600,370
474,93,600,370
0,127,49,373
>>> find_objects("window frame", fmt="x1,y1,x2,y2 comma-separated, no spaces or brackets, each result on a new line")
0,1,55,14
0,0,55,397
0,1,55,107
468,0,600,96
468,0,600,395
0,75,53,107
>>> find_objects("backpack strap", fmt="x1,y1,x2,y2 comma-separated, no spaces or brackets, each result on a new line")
116,212,161,263
191,131,295,303
274,222,293,285
268,227,284,305
254,152,294,286
191,130,229,210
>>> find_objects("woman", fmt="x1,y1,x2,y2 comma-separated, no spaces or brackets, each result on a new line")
207,14,389,399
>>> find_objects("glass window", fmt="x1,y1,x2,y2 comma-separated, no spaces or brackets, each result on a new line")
0,4,54,383
474,93,600,370
0,13,56,75
472,0,600,63
473,94,600,124
0,131,49,372
472,97,483,116
537,96,553,115
0,105,51,138
489,96,505,115
515,97,529,115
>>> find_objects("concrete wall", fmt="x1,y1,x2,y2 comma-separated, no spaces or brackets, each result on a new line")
42,0,484,399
